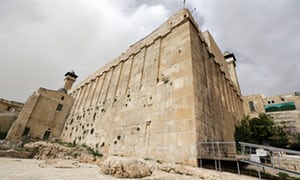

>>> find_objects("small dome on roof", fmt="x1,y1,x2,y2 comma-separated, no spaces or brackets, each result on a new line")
57,88,67,94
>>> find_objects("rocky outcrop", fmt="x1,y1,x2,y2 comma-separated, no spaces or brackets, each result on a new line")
0,140,24,150
100,156,207,179
0,141,257,179
23,141,102,164
0,157,257,180
101,156,152,178
0,149,33,158
0,140,33,158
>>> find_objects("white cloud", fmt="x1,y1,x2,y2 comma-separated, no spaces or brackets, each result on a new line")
189,0,300,96
0,0,169,102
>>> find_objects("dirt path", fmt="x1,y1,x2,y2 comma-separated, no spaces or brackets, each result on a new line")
0,158,114,180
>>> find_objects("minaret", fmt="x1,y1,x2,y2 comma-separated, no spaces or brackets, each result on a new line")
224,52,241,92
63,71,78,92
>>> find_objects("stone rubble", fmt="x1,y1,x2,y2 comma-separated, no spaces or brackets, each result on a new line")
0,141,257,179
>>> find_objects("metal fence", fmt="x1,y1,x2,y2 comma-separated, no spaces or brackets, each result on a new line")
197,141,300,178
198,141,237,160
239,142,300,177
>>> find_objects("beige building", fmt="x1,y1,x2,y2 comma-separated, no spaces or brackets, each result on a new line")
243,92,300,136
0,99,23,139
0,98,23,113
61,9,244,166
6,71,78,142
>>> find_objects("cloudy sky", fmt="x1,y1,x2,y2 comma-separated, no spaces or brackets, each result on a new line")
0,0,299,102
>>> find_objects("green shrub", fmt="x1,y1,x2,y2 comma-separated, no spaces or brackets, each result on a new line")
235,113,288,148
278,172,300,180
85,146,102,157
0,132,7,140
54,140,77,148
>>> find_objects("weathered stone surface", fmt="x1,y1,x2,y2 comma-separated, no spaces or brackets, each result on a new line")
61,8,243,167
6,86,75,142
101,156,207,179
24,141,102,164
0,157,258,180
172,165,204,178
24,141,73,159
101,156,152,178
0,149,33,158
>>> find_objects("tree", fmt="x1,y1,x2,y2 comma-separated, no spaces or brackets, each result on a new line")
234,113,289,148
234,115,251,143
289,133,300,151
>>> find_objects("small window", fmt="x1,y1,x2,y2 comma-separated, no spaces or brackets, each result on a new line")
56,104,63,111
249,101,255,112
22,127,30,136
271,100,275,104
61,96,64,101
43,130,51,140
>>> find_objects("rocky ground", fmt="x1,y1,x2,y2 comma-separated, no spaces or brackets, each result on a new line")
0,157,257,180
0,141,257,180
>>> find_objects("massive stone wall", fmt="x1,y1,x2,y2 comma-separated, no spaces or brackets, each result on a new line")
190,23,243,154
61,9,243,166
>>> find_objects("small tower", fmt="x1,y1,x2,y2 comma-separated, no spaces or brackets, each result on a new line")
224,52,241,92
64,71,78,92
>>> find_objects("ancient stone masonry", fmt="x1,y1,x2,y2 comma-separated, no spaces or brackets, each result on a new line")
6,71,78,142
61,9,244,166
0,98,23,113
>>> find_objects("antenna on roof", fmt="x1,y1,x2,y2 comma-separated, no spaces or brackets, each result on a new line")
182,0,186,8
191,8,197,13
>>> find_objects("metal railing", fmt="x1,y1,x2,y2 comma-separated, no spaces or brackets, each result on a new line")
239,142,300,177
198,141,237,160
197,141,239,173
197,141,300,178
